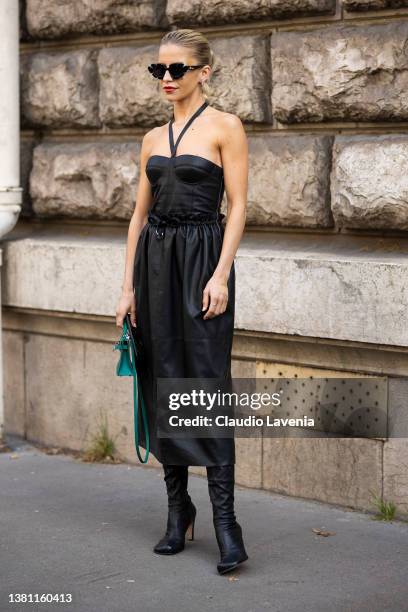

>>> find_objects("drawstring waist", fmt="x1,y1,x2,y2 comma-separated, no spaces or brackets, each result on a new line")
148,211,225,240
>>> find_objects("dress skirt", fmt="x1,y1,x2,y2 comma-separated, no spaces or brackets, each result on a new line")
133,218,236,466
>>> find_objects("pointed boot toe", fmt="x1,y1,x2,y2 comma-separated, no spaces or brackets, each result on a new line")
153,536,184,555
153,501,196,555
217,550,249,574
214,522,249,574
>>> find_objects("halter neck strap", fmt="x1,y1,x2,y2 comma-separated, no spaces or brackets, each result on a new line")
169,100,208,157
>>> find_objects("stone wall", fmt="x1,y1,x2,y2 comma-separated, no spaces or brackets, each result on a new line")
4,0,408,518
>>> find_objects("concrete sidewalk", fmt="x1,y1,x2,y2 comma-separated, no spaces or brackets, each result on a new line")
1,436,408,612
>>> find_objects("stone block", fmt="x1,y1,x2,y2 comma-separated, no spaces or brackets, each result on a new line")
234,233,408,347
30,142,140,219
21,50,100,128
23,333,131,456
3,331,25,437
271,22,408,123
167,0,335,26
331,135,408,230
235,437,262,489
247,135,333,227
383,439,408,517
2,232,125,316
26,0,168,38
263,436,383,511
344,0,408,9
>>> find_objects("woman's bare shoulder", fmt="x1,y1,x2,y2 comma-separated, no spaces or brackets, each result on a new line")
208,108,245,148
141,124,167,153
210,107,244,133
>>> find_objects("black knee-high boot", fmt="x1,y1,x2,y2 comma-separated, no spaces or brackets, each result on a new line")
206,464,248,574
153,464,197,555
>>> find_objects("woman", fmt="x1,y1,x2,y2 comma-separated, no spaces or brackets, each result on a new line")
115,28,248,575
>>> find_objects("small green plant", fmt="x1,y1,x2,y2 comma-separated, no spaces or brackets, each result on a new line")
369,490,397,521
82,412,118,462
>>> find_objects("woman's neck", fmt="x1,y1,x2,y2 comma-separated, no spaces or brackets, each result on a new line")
172,97,207,126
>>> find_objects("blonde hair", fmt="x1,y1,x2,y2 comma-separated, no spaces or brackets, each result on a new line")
160,29,215,99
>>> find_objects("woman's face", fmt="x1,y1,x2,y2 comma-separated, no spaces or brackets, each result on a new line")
157,44,209,100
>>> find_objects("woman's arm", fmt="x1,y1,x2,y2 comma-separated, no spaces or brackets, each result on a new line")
116,129,155,327
202,114,248,320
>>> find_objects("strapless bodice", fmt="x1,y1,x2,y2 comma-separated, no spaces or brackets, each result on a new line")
146,154,225,217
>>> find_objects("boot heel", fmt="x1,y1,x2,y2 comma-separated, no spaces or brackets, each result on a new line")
186,518,195,541
186,505,196,541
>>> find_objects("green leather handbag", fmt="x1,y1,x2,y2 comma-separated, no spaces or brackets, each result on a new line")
113,313,150,463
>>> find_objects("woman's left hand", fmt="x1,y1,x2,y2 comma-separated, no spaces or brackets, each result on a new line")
202,274,229,319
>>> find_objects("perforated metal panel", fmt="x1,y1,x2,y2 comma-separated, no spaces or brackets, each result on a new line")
254,377,388,437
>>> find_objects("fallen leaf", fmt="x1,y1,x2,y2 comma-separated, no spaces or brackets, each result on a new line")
312,528,336,537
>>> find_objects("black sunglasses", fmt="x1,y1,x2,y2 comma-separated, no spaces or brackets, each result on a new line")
147,63,205,80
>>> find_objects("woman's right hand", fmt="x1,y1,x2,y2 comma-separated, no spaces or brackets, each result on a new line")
116,289,137,328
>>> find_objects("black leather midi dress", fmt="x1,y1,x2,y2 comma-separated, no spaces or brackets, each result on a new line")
133,100,235,466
